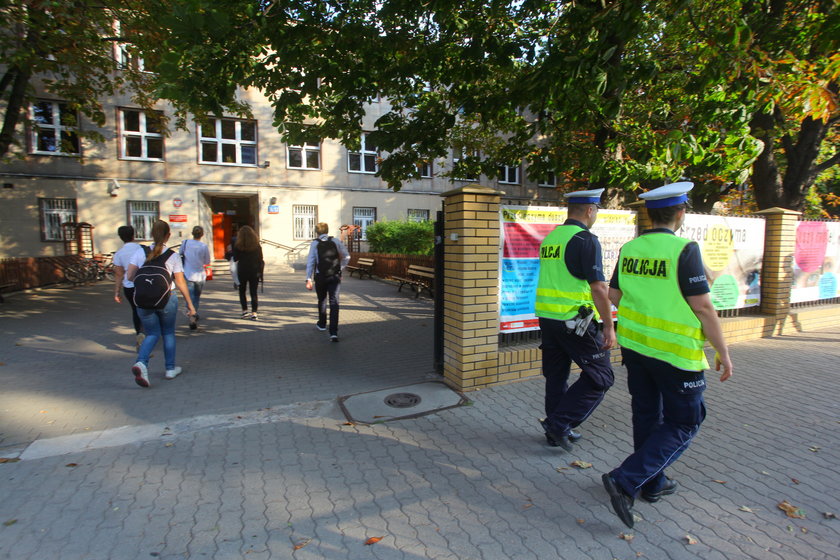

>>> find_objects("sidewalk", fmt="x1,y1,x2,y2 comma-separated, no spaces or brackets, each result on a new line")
1,272,838,559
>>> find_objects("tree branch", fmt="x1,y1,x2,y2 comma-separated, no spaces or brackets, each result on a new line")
814,151,840,175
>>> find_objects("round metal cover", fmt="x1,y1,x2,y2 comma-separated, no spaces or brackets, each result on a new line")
384,392,422,409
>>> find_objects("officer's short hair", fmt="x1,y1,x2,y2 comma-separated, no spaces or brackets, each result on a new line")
648,203,688,224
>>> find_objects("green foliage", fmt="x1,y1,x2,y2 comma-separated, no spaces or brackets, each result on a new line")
365,219,435,256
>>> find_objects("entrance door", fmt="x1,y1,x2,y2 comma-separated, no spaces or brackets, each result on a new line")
212,214,232,259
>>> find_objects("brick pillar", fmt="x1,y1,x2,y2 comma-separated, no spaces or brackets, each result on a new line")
754,207,801,317
627,201,650,234
440,186,502,391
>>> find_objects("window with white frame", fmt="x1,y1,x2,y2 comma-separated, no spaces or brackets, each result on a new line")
538,172,557,188
199,118,257,166
120,108,164,160
418,160,433,178
293,205,318,240
408,209,430,222
353,207,377,240
348,133,378,174
498,164,520,184
30,100,80,155
287,142,320,169
39,198,77,241
452,148,478,181
127,201,159,241
114,20,146,71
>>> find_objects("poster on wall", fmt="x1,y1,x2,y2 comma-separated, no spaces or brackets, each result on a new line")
499,206,637,333
790,221,840,304
676,214,765,310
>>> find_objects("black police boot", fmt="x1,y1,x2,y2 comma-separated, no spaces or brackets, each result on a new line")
539,419,574,451
602,473,635,529
641,478,678,503
568,429,582,442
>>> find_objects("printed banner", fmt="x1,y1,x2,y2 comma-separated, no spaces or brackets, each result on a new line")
499,206,636,333
790,221,840,303
676,214,764,310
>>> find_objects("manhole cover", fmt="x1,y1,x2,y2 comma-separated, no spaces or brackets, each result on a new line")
383,392,422,409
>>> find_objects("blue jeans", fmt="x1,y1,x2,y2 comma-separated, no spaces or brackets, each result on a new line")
186,280,204,311
136,293,178,370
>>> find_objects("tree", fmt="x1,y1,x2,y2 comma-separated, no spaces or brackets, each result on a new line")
151,1,838,210
0,0,165,159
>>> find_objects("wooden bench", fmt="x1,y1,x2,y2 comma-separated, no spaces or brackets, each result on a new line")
0,282,16,303
393,265,435,298
346,257,375,279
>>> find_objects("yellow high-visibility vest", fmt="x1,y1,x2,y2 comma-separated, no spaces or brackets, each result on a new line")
535,225,597,321
616,233,709,370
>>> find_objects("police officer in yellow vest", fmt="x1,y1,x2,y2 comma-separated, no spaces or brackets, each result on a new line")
602,182,733,529
535,188,616,451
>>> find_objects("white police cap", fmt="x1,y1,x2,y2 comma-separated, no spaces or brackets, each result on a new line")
564,188,604,205
639,181,693,208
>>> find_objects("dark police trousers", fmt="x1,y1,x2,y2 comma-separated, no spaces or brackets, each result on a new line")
610,347,707,497
539,317,614,436
314,273,341,336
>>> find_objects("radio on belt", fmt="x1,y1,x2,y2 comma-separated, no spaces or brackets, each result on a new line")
564,306,595,336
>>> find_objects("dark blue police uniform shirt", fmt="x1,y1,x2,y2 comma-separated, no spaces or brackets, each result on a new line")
563,219,606,283
609,228,710,296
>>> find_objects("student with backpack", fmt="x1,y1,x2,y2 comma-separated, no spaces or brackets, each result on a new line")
305,222,350,342
126,220,196,388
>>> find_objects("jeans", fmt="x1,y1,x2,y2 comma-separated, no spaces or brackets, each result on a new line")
186,280,204,311
238,275,259,311
315,274,341,335
136,293,179,370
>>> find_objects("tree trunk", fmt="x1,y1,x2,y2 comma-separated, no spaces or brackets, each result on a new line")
0,66,32,159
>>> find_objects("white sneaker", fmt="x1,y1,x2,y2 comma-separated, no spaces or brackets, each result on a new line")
165,366,182,379
132,362,150,388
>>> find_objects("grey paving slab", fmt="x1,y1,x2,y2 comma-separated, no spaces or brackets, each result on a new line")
1,272,839,559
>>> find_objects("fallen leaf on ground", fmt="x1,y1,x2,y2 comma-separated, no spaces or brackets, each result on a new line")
164,443,174,447
712,479,727,484
619,532,634,541
738,506,753,513
555,466,570,472
0,362,5,366
39,410,48,414
522,502,533,510
3,519,17,527
801,527,808,534
0,458,21,463
576,519,585,525
570,460,593,469
364,536,383,545
778,500,806,519
65,463,78,468
685,535,698,545
342,422,355,426
292,538,311,550
790,478,800,484
823,512,836,519
809,446,820,452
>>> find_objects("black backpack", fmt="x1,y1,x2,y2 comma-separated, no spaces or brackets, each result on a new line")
316,237,341,278
133,248,175,309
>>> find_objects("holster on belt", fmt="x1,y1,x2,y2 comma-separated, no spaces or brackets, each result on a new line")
564,306,595,336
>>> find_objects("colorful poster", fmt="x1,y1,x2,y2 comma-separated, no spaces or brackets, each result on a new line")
499,206,636,333
676,214,765,310
790,221,840,303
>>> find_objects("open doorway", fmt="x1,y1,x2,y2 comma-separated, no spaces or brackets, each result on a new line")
206,194,258,259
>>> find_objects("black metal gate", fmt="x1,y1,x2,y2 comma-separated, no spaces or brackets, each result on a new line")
433,209,445,374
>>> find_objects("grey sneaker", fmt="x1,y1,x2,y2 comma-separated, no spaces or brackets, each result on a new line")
132,362,150,388
330,335,339,342
315,323,327,331
165,366,182,379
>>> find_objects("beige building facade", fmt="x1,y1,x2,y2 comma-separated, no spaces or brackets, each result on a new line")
1,84,563,263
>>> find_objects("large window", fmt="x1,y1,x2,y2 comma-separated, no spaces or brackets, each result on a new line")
287,142,320,170
39,198,77,241
127,201,159,241
30,100,80,156
452,148,478,181
408,209,430,222
538,172,557,188
293,205,318,240
353,207,377,240
199,118,257,166
348,133,378,174
114,20,146,71
119,109,164,160
498,164,520,185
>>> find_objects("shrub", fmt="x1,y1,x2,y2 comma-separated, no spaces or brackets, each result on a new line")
365,219,435,255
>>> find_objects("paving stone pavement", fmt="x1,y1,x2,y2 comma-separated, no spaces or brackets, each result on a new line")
1,270,839,559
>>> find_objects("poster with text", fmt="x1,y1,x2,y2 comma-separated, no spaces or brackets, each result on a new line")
499,206,636,333
790,221,840,304
676,214,765,310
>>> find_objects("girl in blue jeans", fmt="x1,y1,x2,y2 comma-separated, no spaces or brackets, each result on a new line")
127,220,196,387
